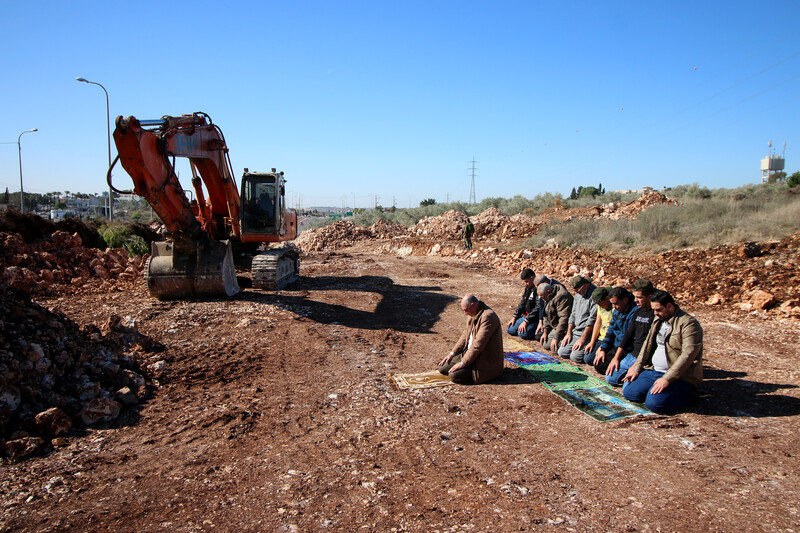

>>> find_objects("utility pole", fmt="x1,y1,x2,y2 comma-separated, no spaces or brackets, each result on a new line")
469,158,477,204
373,195,380,209
445,192,450,203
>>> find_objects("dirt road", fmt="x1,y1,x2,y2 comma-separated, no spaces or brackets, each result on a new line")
3,248,800,532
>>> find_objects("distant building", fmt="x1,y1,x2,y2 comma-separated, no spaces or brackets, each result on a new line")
761,141,786,182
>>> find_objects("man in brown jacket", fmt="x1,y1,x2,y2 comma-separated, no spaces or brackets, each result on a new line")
538,282,574,353
438,295,504,384
622,290,702,413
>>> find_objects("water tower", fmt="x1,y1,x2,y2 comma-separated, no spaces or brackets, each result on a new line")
761,141,786,182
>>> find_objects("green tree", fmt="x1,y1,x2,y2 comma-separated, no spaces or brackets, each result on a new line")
569,187,578,200
2,188,8,204
788,171,800,188
579,186,600,198
419,198,437,206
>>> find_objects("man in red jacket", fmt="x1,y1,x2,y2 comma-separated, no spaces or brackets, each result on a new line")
438,294,504,384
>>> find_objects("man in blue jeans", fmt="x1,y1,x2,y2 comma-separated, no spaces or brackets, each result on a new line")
592,287,638,377
622,290,703,413
506,268,539,340
605,279,656,386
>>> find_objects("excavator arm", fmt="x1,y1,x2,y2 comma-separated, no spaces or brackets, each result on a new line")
113,112,241,242
113,113,241,298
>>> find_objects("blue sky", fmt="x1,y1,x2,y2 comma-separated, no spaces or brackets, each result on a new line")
1,1,798,209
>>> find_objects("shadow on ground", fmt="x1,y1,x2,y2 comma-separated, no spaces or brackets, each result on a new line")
240,275,458,333
694,368,800,417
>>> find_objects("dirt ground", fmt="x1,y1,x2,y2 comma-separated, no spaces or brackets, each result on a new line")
2,243,800,532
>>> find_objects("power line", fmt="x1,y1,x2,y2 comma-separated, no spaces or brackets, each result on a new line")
468,158,477,204
678,49,800,115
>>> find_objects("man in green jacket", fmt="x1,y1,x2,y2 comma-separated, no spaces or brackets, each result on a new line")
439,294,504,384
538,282,574,353
463,219,474,250
622,290,702,413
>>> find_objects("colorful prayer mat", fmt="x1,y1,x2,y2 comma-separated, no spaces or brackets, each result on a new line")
503,348,651,421
551,387,652,422
520,363,609,391
503,351,560,366
391,370,454,390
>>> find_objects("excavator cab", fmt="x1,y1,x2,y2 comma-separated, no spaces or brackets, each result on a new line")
241,169,284,235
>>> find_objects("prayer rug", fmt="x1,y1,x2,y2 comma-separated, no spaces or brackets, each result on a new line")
551,387,652,422
503,348,651,421
520,363,609,391
391,370,454,390
503,351,560,366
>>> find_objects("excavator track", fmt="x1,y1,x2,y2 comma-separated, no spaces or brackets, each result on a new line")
252,248,300,290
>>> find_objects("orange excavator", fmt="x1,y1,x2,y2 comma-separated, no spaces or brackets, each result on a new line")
108,112,299,299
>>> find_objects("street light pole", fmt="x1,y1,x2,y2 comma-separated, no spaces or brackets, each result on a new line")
76,77,113,220
17,128,38,214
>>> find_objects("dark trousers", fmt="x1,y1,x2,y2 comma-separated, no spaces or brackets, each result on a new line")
439,353,474,384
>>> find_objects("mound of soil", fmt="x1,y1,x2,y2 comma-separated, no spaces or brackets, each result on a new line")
0,211,103,249
0,285,160,457
410,209,470,240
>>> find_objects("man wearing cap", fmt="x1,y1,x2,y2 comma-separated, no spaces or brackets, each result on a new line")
622,290,703,413
583,287,614,365
506,268,539,340
438,294,504,384
557,275,597,362
593,287,638,375
538,282,574,353
605,279,657,386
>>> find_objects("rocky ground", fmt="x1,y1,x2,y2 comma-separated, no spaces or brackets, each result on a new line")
1,199,800,531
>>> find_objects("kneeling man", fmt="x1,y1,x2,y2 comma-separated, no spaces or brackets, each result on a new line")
622,290,702,413
439,294,504,384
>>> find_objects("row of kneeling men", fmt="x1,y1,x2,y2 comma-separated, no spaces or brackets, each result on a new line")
437,270,702,415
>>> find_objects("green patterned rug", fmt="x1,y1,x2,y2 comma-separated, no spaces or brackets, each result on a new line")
520,362,609,391
504,350,651,422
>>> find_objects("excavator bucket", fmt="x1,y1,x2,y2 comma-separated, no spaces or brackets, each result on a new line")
147,240,240,299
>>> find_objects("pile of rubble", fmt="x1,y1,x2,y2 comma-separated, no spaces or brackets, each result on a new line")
532,192,680,224
409,210,470,240
369,219,409,239
472,208,540,239
0,285,160,458
0,210,106,249
295,221,376,251
1,230,146,297
376,233,800,319
599,191,680,220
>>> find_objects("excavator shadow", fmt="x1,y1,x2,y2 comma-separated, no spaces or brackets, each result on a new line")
237,275,458,333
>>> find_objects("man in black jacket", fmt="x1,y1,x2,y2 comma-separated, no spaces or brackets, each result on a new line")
506,268,538,340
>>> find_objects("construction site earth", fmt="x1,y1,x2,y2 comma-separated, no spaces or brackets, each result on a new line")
2,192,800,532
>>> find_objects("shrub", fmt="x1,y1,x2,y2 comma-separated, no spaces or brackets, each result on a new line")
99,224,149,256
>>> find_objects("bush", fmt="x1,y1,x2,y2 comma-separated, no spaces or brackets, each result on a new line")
99,224,149,256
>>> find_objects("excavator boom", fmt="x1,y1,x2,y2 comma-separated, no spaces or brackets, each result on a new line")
111,112,299,298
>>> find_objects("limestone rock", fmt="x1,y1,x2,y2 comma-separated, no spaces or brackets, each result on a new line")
35,407,72,437
80,398,121,425
750,290,776,310
4,436,45,458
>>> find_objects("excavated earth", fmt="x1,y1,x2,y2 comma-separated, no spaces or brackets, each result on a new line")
2,202,800,532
